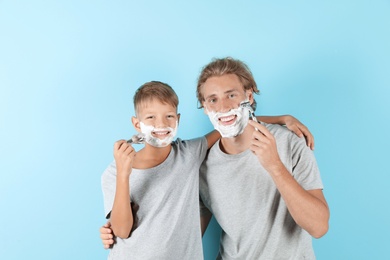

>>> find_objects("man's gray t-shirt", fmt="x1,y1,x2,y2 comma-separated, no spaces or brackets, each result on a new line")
199,123,323,260
102,137,208,260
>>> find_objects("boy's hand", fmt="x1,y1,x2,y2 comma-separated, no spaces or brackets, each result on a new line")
100,222,115,249
283,115,314,150
113,140,136,177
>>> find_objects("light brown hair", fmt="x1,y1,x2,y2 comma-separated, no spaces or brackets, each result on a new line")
196,57,260,110
133,81,179,113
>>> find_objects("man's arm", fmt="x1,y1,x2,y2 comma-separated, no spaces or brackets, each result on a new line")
257,115,314,150
100,222,115,249
248,120,330,238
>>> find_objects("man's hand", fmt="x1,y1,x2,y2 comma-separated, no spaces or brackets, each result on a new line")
100,222,115,249
248,120,285,175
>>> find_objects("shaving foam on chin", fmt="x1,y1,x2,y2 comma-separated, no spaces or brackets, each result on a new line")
206,105,250,138
140,121,178,147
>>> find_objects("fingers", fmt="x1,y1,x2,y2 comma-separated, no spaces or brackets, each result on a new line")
114,140,126,150
114,140,135,155
297,125,315,150
102,236,114,249
103,221,111,228
100,223,115,249
248,121,272,139
100,226,112,234
289,125,304,138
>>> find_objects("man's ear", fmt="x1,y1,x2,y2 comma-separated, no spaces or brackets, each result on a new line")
246,90,255,105
202,103,209,115
131,116,142,132
177,113,181,124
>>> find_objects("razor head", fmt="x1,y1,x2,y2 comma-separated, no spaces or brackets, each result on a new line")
240,100,259,123
240,101,254,113
127,133,145,144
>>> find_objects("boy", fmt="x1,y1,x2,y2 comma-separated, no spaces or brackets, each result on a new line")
102,81,220,259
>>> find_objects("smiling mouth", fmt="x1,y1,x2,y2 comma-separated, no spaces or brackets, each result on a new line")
152,130,171,138
218,115,237,125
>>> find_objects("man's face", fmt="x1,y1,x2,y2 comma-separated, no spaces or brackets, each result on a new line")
201,74,253,137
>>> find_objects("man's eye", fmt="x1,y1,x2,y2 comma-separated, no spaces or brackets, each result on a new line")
208,98,216,103
229,94,236,98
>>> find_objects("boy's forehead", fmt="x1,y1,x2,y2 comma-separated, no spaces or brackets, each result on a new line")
136,98,177,113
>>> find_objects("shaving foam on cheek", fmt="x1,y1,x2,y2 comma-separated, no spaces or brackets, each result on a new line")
140,121,178,147
206,106,250,138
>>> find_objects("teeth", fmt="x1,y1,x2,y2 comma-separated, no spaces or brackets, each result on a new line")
219,115,235,122
153,131,169,135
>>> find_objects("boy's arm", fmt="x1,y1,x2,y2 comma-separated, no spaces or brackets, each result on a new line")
109,140,136,239
257,115,314,150
205,130,221,149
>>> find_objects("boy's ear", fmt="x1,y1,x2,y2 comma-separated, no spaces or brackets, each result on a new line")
131,116,142,132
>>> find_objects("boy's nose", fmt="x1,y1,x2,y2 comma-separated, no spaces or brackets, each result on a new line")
155,117,169,128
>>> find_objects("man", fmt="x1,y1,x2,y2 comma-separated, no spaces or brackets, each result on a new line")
197,57,329,259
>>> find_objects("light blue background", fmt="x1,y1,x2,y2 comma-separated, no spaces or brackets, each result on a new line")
1,1,389,259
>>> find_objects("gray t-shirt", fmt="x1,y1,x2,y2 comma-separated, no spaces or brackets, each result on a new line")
199,123,323,260
102,137,208,260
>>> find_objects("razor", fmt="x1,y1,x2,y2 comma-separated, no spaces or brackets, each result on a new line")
240,101,259,131
127,133,145,144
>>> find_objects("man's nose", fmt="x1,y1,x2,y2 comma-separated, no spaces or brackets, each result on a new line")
219,99,233,113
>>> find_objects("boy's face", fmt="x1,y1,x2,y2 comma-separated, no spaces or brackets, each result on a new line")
132,98,180,147
201,74,254,138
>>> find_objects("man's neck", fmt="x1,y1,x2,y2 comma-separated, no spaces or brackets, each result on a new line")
219,124,255,154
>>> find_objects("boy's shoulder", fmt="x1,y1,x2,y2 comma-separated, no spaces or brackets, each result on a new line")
173,136,207,146
173,137,208,157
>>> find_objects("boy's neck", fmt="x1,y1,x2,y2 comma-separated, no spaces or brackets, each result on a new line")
219,124,255,155
133,144,172,169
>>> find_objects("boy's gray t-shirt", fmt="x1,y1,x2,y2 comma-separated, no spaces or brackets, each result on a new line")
102,137,208,260
199,123,323,260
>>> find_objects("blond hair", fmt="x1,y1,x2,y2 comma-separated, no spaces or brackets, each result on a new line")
133,81,179,113
196,57,260,110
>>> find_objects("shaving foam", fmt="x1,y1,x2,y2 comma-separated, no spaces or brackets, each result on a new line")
206,105,250,138
140,121,178,147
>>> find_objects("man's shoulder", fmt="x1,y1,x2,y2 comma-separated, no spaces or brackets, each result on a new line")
263,122,300,140
262,122,309,150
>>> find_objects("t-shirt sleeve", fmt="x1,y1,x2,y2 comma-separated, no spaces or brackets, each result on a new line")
101,160,117,219
291,135,324,190
178,136,209,163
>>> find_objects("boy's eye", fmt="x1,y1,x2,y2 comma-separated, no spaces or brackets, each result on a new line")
146,116,154,119
167,115,175,118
